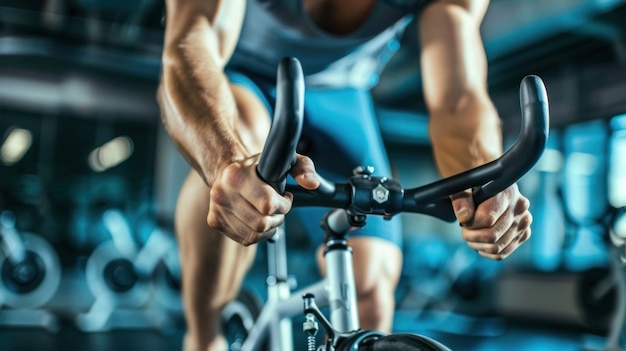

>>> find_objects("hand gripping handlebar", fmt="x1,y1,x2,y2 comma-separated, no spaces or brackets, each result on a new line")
257,57,549,222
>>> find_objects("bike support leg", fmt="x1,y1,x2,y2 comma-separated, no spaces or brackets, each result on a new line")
240,281,328,351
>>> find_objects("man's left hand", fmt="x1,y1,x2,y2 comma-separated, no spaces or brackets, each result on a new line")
450,184,533,260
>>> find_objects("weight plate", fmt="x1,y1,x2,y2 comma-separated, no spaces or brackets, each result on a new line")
84,241,149,308
0,233,61,309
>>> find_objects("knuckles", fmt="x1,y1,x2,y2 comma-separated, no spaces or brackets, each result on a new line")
486,243,503,255
259,193,280,215
238,238,255,247
479,231,499,244
209,185,229,206
513,196,531,216
221,163,248,189
206,211,222,230
258,187,291,216
250,215,273,233
473,210,499,227
518,213,533,231
520,228,532,242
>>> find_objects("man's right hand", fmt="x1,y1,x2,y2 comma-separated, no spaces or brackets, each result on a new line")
207,153,321,246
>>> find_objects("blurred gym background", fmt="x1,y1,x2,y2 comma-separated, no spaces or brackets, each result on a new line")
1,0,626,350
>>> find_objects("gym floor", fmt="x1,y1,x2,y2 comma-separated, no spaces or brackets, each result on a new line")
0,319,604,351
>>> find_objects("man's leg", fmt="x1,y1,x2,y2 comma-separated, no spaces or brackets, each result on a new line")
316,237,402,333
349,237,403,332
177,170,257,351
175,83,272,351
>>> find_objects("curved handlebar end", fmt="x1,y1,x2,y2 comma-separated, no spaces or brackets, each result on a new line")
521,75,549,107
472,75,549,204
257,57,305,194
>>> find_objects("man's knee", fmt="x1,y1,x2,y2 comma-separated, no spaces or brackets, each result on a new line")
349,237,402,301
353,270,396,323
348,237,402,330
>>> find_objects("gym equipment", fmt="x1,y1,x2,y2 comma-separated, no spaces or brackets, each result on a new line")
519,131,566,271
396,238,501,322
220,57,549,350
585,114,626,351
153,232,183,318
562,121,610,271
75,209,181,332
0,210,61,332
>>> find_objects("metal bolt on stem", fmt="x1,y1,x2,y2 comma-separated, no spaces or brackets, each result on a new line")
353,166,374,176
372,184,389,204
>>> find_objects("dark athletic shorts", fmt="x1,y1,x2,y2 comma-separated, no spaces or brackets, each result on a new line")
226,68,403,248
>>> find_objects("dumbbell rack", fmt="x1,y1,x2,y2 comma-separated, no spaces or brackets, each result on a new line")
75,209,182,333
584,208,626,351
0,211,62,332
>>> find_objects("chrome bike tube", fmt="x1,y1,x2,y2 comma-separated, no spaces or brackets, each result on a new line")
240,280,328,351
324,209,360,333
266,225,293,351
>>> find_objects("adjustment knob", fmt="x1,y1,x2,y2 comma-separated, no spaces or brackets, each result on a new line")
353,166,374,176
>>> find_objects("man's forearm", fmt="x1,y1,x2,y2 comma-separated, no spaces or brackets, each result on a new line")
158,36,245,186
428,92,502,178
158,0,247,186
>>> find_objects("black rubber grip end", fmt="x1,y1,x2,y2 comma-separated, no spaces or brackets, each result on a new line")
257,57,305,194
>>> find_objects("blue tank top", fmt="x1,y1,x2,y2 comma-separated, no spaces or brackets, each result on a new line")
227,0,431,89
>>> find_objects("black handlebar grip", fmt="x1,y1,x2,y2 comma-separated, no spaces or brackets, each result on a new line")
256,57,305,194
408,75,549,222
472,75,549,205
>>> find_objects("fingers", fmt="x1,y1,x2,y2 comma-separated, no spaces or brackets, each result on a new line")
290,154,321,190
207,199,282,246
207,153,320,246
210,184,286,229
221,161,292,215
466,212,532,260
477,227,532,260
463,205,515,245
467,187,512,228
450,189,474,224
207,157,293,246
462,185,533,261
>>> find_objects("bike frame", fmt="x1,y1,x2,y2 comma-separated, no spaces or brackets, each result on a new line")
233,209,361,351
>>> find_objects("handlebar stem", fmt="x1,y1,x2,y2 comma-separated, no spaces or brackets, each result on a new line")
347,173,404,218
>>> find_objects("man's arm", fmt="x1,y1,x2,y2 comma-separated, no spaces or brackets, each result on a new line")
158,0,320,246
158,0,247,186
418,0,533,260
420,0,500,177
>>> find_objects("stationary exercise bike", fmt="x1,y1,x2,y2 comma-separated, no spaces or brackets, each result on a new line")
221,57,549,351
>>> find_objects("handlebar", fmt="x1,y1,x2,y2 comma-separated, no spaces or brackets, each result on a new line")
256,57,305,194
257,57,549,222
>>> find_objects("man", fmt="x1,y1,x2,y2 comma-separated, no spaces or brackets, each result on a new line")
157,0,533,350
